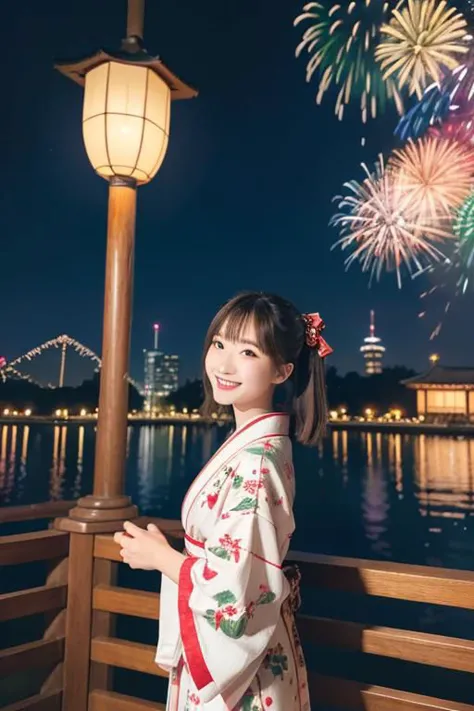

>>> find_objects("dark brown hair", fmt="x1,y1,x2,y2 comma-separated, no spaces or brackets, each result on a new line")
201,291,328,446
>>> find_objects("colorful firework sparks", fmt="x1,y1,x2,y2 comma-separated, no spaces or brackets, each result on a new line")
394,42,474,140
375,0,468,99
454,189,474,275
428,115,474,143
390,136,474,221
330,156,450,287
418,258,456,339
418,250,471,338
395,82,451,140
294,0,404,123
418,192,474,337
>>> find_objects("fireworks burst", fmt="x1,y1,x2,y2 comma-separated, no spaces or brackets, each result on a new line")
294,0,404,122
428,115,474,143
454,189,474,280
395,82,451,140
375,0,468,98
331,156,450,287
396,40,474,140
418,191,474,337
390,136,474,221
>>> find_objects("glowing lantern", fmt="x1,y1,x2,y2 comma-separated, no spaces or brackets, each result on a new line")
82,63,170,184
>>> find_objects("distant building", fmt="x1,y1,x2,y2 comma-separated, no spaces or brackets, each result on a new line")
360,310,385,375
403,365,474,423
143,325,179,411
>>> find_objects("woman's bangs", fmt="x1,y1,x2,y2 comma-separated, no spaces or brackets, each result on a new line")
219,302,274,356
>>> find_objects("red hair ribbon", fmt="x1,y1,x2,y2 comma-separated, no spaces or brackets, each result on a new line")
302,313,333,358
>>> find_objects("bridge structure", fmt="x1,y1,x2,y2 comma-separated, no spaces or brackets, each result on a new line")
0,334,140,391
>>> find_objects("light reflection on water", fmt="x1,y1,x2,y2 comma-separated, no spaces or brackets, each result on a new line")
1,423,474,568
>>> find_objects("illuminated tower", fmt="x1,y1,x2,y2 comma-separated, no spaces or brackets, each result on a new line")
360,310,385,375
143,324,180,411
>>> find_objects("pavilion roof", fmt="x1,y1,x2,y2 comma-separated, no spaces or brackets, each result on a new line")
402,365,474,388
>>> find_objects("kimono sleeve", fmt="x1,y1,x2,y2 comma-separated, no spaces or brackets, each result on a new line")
178,448,292,708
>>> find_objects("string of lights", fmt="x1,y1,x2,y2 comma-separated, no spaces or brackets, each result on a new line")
0,335,140,391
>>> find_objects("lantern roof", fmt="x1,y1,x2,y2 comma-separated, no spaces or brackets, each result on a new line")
55,41,197,101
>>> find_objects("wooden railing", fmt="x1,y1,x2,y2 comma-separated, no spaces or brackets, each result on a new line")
0,502,76,526
3,505,474,710
0,503,71,711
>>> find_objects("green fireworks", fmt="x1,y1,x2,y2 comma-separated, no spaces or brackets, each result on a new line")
454,191,474,292
294,0,404,122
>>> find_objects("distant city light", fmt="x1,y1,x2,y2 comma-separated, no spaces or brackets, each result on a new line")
25,409,32,416
429,353,440,364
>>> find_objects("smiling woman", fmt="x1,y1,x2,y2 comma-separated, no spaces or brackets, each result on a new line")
204,320,293,429
115,290,331,711
201,291,330,443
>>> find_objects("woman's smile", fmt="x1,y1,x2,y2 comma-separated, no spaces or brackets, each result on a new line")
215,375,241,390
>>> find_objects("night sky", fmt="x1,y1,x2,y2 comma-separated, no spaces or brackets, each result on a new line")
2,0,473,386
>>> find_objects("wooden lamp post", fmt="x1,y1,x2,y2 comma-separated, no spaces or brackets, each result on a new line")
55,0,197,531
52,5,196,709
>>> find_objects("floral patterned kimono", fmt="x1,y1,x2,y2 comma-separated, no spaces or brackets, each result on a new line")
155,412,310,711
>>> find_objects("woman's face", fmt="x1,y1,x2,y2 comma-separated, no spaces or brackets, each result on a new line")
204,317,292,411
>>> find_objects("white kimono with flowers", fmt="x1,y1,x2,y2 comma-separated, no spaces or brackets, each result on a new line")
156,412,310,711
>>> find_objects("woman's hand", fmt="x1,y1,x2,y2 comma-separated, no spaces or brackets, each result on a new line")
114,521,186,583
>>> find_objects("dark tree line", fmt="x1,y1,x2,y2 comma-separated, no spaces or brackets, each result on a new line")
0,372,143,414
325,366,417,415
1,366,417,418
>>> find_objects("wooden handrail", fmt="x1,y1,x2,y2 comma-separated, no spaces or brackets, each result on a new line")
299,615,474,674
93,519,182,562
90,637,168,678
287,551,474,609
89,690,165,711
0,500,76,524
308,674,474,711
95,533,474,609
85,534,474,711
0,584,67,622
6,522,474,711
0,638,65,677
93,585,159,619
1,689,62,711
0,530,69,566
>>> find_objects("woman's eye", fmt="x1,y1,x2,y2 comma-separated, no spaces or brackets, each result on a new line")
242,349,256,357
212,339,224,350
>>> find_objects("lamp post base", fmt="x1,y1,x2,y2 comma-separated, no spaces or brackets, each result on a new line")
55,494,138,533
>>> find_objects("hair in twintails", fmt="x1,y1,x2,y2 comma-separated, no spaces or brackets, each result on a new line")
201,291,328,446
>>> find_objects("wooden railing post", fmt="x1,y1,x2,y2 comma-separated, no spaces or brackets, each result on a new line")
55,534,94,711
41,556,69,695
89,558,118,692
